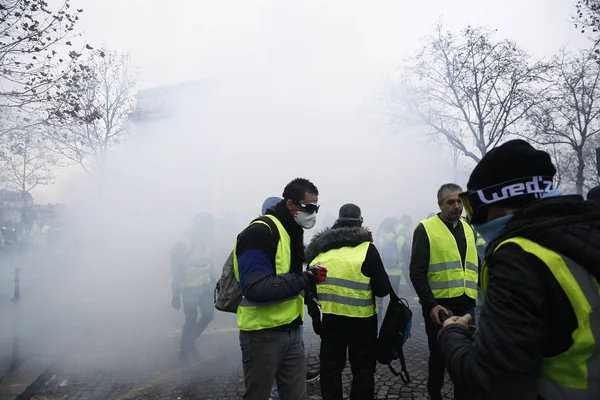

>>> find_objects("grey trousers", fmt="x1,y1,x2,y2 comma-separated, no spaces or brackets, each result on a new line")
240,326,307,400
270,325,305,400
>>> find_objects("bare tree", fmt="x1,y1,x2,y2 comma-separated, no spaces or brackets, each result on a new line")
526,48,600,194
0,0,93,132
576,0,600,47
388,24,548,163
48,49,136,178
0,126,60,193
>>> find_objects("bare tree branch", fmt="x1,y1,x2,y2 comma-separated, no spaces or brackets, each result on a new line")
45,49,136,179
525,47,600,194
386,23,548,163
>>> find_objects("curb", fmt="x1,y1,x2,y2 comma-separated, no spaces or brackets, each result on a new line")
0,359,52,400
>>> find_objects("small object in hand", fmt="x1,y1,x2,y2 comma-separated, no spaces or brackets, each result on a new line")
438,309,454,323
306,265,328,283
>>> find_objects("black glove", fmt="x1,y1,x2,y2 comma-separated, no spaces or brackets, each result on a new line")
171,296,181,310
306,293,322,335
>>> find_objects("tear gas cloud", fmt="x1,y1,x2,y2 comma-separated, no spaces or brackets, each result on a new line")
0,0,585,381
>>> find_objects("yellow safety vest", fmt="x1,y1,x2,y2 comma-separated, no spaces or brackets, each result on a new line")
233,215,304,331
421,216,478,300
482,237,600,399
176,236,212,288
377,231,406,277
312,241,377,318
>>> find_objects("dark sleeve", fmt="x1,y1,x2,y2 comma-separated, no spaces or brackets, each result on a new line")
236,224,310,303
436,245,547,399
361,243,391,298
409,224,437,314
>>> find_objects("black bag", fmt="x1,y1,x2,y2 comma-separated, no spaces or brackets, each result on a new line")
376,290,413,383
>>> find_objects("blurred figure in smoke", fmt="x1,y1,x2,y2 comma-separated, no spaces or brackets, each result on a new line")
170,212,216,364
374,217,411,328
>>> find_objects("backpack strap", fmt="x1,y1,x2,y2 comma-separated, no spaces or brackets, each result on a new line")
249,216,281,275
388,348,410,383
387,289,411,383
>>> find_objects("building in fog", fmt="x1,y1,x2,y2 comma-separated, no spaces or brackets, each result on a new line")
130,81,209,125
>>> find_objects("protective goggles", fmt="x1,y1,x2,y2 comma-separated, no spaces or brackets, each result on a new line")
459,176,553,225
292,200,320,214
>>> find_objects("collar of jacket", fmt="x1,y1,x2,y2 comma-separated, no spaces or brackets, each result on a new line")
305,225,373,265
267,201,303,237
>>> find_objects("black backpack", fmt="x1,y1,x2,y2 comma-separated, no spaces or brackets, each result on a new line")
376,290,413,383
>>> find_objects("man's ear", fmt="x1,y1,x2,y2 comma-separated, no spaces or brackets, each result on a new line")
286,199,294,211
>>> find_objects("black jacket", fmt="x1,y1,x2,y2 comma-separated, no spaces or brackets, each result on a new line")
409,214,477,315
437,195,600,399
305,223,391,299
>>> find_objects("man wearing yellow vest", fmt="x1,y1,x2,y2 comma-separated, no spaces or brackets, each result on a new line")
170,212,216,364
235,178,327,400
410,183,478,400
439,139,600,399
306,204,390,400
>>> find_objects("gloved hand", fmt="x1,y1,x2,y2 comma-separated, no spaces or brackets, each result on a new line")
171,296,181,310
305,265,328,284
306,295,323,335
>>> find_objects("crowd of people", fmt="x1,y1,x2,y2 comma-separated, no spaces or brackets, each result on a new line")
169,139,600,400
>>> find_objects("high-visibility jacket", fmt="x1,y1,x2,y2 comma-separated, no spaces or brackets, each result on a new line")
420,216,478,299
175,236,213,288
482,237,600,398
233,215,304,331
312,241,377,318
377,230,407,277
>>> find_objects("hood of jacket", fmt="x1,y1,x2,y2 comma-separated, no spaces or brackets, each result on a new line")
488,195,600,281
305,225,373,265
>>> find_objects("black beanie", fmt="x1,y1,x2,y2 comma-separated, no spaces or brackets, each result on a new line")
467,139,556,208
339,203,362,219
588,185,600,201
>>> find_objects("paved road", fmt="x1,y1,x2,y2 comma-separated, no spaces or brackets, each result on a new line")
31,301,456,400
0,252,456,400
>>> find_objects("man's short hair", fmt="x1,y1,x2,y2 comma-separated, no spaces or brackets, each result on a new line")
282,178,319,202
437,183,462,205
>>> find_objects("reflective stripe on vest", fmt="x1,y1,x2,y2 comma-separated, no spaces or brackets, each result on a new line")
312,241,377,318
233,215,304,331
483,237,600,398
421,216,478,300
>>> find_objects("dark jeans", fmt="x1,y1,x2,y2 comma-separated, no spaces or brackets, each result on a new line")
181,287,214,352
423,307,475,400
240,326,306,400
320,314,377,400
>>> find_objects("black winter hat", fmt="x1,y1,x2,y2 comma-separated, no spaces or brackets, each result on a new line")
467,139,556,192
339,203,362,220
462,140,556,224
588,185,600,201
